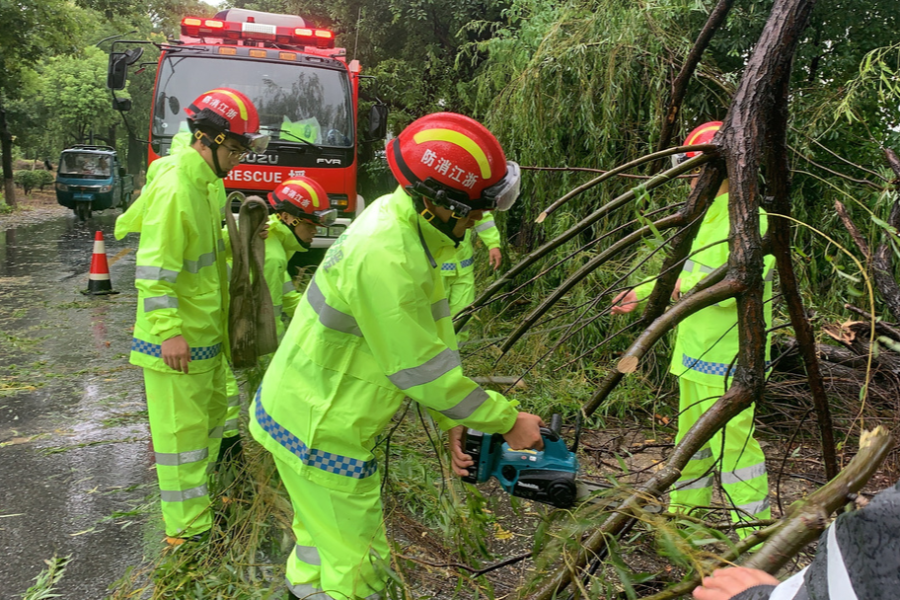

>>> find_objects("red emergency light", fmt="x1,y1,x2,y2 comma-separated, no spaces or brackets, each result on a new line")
181,16,336,49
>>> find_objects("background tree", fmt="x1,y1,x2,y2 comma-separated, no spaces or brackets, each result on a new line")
0,0,82,207
41,46,130,148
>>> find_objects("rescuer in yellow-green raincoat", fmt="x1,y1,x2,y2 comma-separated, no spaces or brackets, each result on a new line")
612,122,774,537
251,113,545,599
441,212,502,342
219,179,328,450
116,88,268,543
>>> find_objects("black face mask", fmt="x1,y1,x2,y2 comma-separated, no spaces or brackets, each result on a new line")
411,193,465,247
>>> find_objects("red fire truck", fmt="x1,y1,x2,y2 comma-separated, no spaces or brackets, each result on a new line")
108,8,387,258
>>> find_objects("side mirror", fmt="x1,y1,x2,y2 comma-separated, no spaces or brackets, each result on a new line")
112,97,132,112
124,47,144,66
107,53,128,90
367,104,388,141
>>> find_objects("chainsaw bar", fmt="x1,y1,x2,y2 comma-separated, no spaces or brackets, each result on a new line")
575,479,662,513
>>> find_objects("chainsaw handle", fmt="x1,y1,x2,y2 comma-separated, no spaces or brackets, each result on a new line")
540,427,560,443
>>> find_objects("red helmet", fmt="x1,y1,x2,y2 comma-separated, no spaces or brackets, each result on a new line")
671,121,722,168
386,112,520,214
268,177,337,227
186,88,269,154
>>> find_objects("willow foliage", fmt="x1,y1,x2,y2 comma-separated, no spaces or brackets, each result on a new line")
457,0,900,367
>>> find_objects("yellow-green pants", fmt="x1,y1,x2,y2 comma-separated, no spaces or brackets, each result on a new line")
144,360,227,537
223,366,241,438
669,378,770,536
274,457,389,599
445,270,475,344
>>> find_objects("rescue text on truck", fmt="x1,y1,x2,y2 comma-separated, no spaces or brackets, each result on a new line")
107,8,388,261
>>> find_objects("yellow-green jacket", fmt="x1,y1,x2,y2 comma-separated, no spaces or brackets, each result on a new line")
250,187,519,493
115,139,229,374
634,192,774,386
440,213,501,277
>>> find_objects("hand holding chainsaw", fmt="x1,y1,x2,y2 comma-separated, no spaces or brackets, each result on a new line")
449,412,545,476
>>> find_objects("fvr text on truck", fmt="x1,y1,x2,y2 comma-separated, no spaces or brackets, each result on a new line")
108,8,388,263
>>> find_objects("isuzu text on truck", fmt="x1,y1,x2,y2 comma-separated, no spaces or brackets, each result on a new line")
107,8,387,261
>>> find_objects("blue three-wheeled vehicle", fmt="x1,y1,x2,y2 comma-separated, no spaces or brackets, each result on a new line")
55,145,134,221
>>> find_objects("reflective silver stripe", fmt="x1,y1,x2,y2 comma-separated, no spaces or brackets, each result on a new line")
224,419,238,432
474,220,495,233
826,524,858,600
387,347,460,390
208,426,224,439
764,268,775,282
736,497,770,515
183,251,217,274
431,298,451,321
135,266,179,283
144,295,178,312
684,258,716,274
273,304,283,316
217,238,225,252
721,462,767,485
307,278,362,337
286,579,324,598
674,475,714,491
769,567,808,600
283,280,295,295
155,448,209,466
439,387,489,420
691,448,713,461
228,394,241,407
295,544,322,566
160,483,208,503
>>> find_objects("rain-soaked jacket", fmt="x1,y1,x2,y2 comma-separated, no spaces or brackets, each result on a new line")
223,214,304,338
634,192,774,386
115,133,229,373
440,213,501,277
728,479,900,600
250,187,519,493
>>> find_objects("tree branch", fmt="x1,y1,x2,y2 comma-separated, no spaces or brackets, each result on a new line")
455,154,711,334
653,0,736,164
536,145,716,222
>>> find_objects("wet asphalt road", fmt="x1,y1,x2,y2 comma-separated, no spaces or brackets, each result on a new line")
0,208,156,599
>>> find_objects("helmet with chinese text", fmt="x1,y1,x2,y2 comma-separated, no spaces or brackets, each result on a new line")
186,88,269,154
268,177,337,228
386,112,521,216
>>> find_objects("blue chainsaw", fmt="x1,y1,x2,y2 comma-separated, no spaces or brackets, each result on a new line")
462,414,606,509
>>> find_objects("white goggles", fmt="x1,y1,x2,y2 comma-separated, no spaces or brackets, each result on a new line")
243,132,270,155
670,152,689,169
482,161,521,212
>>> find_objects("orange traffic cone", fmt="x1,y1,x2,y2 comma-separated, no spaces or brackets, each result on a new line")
83,231,119,295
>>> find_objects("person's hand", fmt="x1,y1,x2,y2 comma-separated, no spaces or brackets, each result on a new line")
672,278,682,301
488,248,502,270
692,567,779,600
448,426,474,476
161,335,191,373
611,289,639,315
503,412,546,451
258,222,270,240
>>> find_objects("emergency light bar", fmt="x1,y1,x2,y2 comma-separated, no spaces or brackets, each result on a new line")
181,16,336,49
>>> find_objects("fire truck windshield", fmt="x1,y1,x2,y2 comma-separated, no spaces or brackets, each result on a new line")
153,55,353,148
